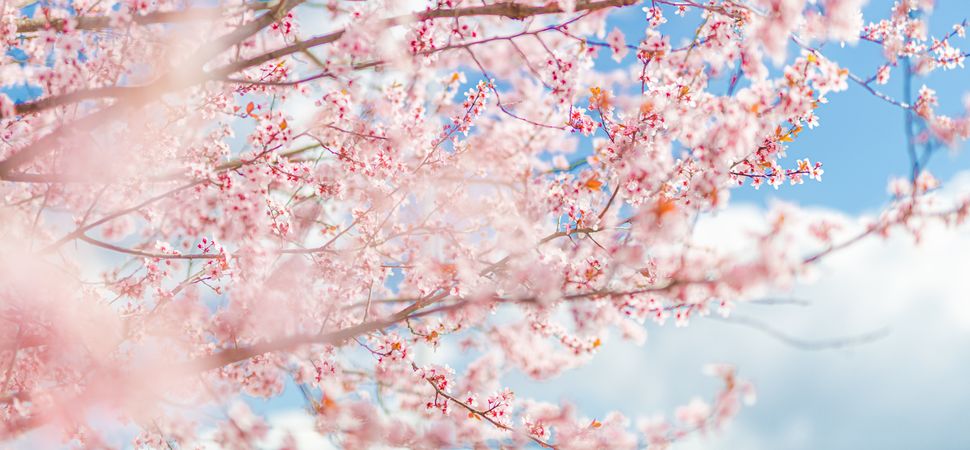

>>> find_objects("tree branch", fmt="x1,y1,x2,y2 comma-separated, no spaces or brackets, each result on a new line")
15,3,271,33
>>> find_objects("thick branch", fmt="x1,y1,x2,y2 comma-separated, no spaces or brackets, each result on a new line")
210,0,637,78
15,4,271,33
77,234,219,260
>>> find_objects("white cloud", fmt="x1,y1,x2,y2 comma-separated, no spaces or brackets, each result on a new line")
261,410,337,450
506,170,970,449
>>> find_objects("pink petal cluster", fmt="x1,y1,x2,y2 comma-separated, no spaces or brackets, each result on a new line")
0,0,967,448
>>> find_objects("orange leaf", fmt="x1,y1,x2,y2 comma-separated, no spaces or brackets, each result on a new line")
315,393,337,413
438,263,457,276
654,197,677,219
589,86,611,110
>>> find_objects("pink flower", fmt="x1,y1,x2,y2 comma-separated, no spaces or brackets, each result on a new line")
876,65,891,84
607,27,629,62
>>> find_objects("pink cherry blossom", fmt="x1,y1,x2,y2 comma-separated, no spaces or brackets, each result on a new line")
0,0,967,448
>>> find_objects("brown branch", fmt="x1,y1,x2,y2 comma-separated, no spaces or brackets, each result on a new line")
475,222,639,279
208,0,637,78
802,225,876,264
417,363,557,449
178,277,689,377
1,142,320,184
420,0,635,20
15,3,271,33
708,314,890,350
0,297,465,439
41,181,206,253
11,86,137,116
77,234,219,260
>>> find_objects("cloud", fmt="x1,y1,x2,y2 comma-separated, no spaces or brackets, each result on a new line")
506,170,970,449
261,410,336,450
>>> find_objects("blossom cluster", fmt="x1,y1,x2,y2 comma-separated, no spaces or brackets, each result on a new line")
0,0,968,448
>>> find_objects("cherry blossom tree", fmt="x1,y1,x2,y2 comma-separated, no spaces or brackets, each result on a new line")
0,0,968,447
